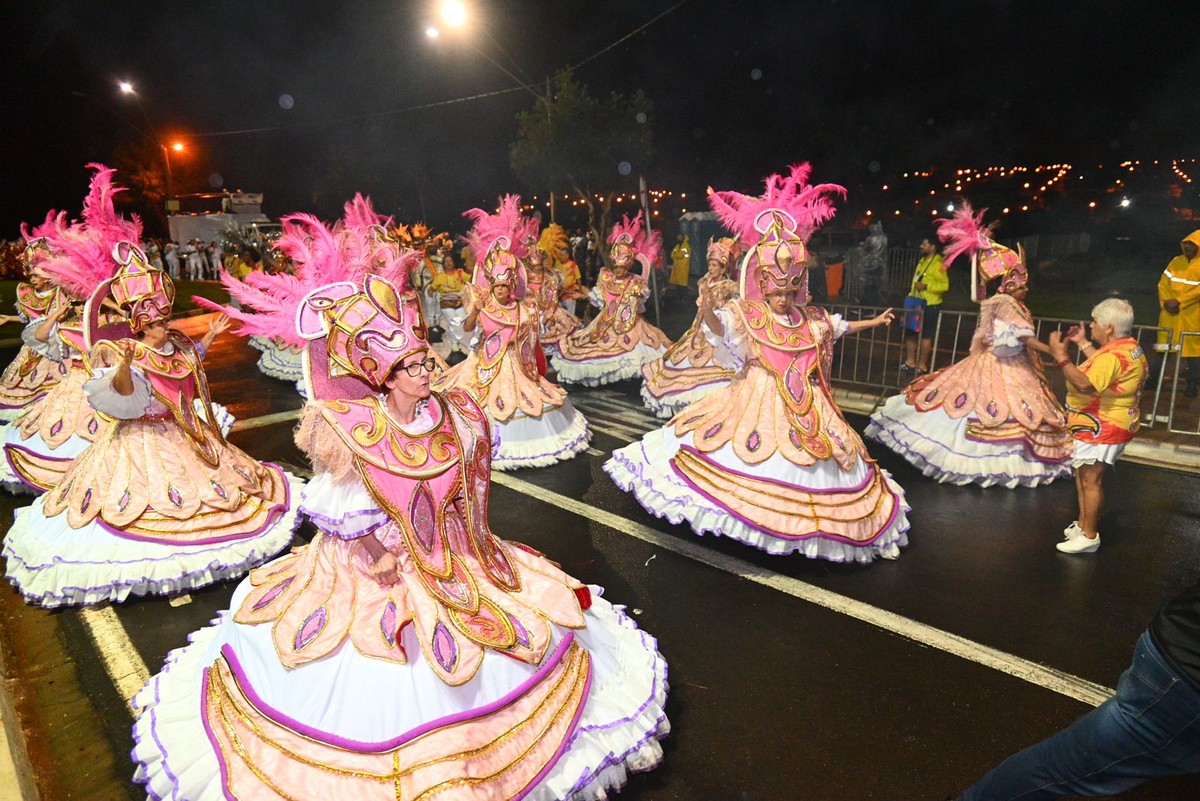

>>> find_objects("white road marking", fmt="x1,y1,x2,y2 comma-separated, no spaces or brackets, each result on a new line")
228,409,303,432
491,471,1116,708
78,607,151,713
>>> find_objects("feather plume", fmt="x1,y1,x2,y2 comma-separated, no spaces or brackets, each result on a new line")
462,195,529,262
708,163,845,245
935,202,995,268
197,196,416,344
608,211,664,268
35,164,141,298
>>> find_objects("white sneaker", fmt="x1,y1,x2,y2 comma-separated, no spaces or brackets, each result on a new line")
1063,521,1084,540
1056,533,1100,554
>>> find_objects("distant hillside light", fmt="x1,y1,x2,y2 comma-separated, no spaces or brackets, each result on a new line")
1119,197,1131,207
118,81,135,94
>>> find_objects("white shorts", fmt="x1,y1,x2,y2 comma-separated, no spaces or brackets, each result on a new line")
1071,439,1127,468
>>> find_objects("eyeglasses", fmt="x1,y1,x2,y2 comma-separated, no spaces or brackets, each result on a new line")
399,357,439,377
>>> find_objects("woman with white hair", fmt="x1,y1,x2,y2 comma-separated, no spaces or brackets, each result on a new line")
1048,297,1148,554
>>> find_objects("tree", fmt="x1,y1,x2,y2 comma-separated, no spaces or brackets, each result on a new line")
510,69,653,259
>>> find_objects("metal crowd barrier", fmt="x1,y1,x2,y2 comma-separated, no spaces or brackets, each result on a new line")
824,301,1182,432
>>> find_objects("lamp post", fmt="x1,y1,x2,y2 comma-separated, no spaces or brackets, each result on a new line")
426,0,557,220
162,141,184,212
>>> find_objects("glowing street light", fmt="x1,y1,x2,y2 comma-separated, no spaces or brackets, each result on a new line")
118,81,135,94
425,26,440,38
1119,197,1131,208
439,0,468,28
171,141,185,153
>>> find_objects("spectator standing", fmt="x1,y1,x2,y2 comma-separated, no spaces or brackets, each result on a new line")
164,241,180,280
901,236,949,373
1151,230,1200,396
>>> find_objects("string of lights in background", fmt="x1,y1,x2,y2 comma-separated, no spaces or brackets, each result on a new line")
522,158,1197,226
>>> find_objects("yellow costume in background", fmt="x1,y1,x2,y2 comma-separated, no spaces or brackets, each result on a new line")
669,236,691,287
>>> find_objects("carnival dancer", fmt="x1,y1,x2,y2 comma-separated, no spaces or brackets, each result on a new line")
640,237,741,418
1,166,234,494
606,164,909,562
865,204,1073,488
131,273,668,801
0,236,69,422
433,196,591,470
429,249,472,355
527,225,582,354
2,242,301,607
551,212,670,386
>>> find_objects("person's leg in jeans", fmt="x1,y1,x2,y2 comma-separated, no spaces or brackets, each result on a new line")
959,633,1200,800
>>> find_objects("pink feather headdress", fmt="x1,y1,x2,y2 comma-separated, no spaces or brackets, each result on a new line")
607,211,662,279
709,163,844,302
32,164,142,299
936,202,1025,301
462,195,532,294
195,198,419,347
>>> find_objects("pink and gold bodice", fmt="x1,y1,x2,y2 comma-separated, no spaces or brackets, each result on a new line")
316,389,523,600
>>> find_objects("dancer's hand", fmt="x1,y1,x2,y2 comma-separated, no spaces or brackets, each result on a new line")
208,313,232,337
1048,330,1070,361
370,552,399,586
874,308,895,327
1065,324,1088,346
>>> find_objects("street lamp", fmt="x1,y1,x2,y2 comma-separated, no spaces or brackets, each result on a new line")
163,141,185,211
118,80,135,95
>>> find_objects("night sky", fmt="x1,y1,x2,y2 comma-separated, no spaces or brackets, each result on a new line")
3,0,1196,236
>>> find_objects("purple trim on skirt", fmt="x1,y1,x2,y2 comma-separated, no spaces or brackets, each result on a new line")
4,442,71,492
199,667,239,801
215,631,579,751
663,445,900,546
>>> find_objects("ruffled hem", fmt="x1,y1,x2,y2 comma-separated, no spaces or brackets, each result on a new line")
604,448,910,562
256,348,304,383
494,404,593,471
551,344,668,387
865,400,1073,489
131,587,668,801
639,379,728,420
1,472,305,608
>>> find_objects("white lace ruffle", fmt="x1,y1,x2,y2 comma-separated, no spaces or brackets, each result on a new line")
492,401,592,471
865,394,1072,488
604,430,910,562
131,585,668,801
298,471,387,539
551,343,668,387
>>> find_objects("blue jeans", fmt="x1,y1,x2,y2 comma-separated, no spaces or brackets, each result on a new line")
960,633,1200,799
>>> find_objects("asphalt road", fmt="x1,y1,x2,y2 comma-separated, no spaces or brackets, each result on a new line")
3,302,1200,801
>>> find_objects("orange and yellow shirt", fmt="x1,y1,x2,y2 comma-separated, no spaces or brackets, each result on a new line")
1066,337,1148,444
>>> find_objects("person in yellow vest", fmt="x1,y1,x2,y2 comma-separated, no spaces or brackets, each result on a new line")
430,250,471,354
1152,230,1200,395
668,234,691,291
901,236,950,373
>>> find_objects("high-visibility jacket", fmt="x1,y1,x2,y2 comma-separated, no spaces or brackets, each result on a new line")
1156,230,1200,357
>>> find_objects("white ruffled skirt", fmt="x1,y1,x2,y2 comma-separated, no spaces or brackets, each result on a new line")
131,581,670,801
494,400,593,471
605,426,910,562
1,469,303,607
865,394,1073,488
551,342,667,387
